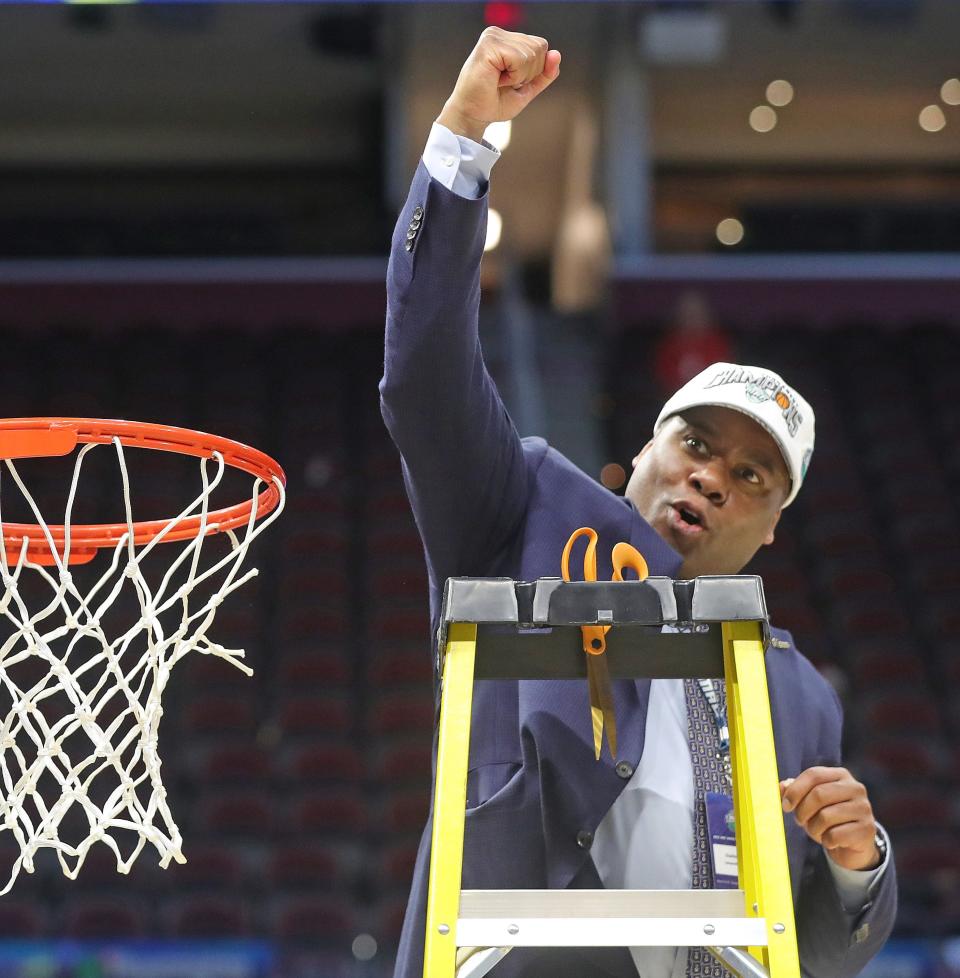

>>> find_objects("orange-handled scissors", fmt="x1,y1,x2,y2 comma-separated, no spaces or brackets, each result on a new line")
561,527,649,761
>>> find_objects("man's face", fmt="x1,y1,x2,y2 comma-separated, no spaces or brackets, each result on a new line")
625,405,791,579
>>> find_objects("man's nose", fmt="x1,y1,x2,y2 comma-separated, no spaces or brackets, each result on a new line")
689,461,728,504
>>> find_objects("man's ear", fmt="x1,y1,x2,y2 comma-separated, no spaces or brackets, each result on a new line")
632,439,655,468
763,509,782,547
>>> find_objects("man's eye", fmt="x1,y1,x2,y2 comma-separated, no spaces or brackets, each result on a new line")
740,468,761,485
684,436,706,453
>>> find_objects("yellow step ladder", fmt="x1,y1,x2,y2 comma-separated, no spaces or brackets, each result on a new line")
422,575,800,978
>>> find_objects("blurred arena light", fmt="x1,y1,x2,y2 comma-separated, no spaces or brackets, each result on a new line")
766,79,794,107
600,463,626,491
642,8,726,64
352,934,378,962
484,120,512,151
749,105,778,132
484,2,525,29
942,78,960,106
716,218,745,247
485,208,503,252
918,104,946,133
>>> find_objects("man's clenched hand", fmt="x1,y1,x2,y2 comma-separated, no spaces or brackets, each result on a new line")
437,27,561,143
780,766,882,871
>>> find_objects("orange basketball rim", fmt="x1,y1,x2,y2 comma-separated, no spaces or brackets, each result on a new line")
0,417,287,566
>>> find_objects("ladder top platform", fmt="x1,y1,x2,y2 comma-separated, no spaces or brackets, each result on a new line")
438,576,772,681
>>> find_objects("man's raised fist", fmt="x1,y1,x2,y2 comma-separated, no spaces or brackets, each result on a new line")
437,27,561,143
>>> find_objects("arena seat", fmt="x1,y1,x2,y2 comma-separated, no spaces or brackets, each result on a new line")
272,896,355,943
170,895,251,937
284,743,364,784
268,845,345,891
290,790,368,835
66,899,146,938
278,695,353,736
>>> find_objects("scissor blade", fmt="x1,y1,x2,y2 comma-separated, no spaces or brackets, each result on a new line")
589,652,617,760
587,658,604,761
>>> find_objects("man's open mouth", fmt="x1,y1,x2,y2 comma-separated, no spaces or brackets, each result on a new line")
670,502,707,535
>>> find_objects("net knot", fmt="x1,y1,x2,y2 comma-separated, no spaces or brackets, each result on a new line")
124,562,139,579
59,571,73,589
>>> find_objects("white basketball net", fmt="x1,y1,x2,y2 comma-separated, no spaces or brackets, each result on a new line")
0,436,284,894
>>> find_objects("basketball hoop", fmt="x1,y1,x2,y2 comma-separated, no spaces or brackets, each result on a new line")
0,418,286,893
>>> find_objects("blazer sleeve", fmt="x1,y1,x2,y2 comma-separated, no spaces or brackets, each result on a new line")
794,673,898,977
379,161,529,588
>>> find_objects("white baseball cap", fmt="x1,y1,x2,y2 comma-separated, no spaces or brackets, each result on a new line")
654,362,815,507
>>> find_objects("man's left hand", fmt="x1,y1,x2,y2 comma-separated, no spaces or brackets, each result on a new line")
780,766,881,871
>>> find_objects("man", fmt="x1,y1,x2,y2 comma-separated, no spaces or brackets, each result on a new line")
380,28,896,978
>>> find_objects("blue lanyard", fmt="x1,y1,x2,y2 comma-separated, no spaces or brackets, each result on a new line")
696,678,732,784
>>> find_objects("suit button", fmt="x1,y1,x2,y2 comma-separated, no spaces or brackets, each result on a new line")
615,761,634,780
404,239,414,252
413,205,424,219
576,830,593,850
406,228,417,240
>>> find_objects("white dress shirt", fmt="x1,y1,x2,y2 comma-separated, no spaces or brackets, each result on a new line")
420,122,890,978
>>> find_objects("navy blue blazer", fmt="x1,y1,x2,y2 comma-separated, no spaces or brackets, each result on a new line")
380,162,897,978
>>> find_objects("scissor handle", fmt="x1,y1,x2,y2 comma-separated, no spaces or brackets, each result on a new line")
612,542,649,582
561,526,598,583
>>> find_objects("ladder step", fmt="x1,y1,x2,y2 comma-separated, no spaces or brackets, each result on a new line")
456,890,768,948
460,888,748,918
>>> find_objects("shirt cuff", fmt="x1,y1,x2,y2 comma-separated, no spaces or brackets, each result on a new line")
422,122,501,199
825,824,892,913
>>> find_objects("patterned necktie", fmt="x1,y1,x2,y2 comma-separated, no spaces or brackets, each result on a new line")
684,677,736,978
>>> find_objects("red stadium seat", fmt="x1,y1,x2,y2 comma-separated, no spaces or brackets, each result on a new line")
272,896,355,942
368,649,432,687
268,845,343,890
286,743,364,785
383,787,430,834
859,737,941,780
368,692,435,734
370,610,430,641
291,790,368,835
278,695,352,736
371,566,429,599
182,695,257,734
373,740,434,785
379,841,421,887
850,650,925,687
167,843,245,889
201,742,273,784
877,786,950,831
197,791,275,838
170,895,251,937
0,902,46,937
66,898,145,938
277,649,352,687
897,836,960,879
861,692,943,735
